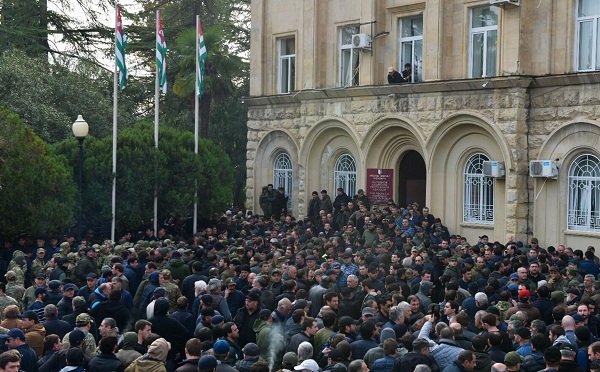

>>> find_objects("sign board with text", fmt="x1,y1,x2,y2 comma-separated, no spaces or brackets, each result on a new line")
366,168,394,203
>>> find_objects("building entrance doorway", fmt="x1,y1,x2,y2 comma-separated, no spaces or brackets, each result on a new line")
398,150,426,208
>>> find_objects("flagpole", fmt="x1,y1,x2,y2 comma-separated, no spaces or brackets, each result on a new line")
154,10,160,234
111,4,119,242
193,15,200,234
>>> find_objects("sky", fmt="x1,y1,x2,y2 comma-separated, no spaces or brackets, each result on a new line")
47,1,144,72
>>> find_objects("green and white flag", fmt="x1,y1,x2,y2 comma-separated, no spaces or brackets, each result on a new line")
156,12,167,94
196,18,207,98
115,4,127,90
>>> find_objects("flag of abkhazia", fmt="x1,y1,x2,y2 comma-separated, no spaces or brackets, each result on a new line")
196,18,207,98
156,12,167,94
115,4,127,90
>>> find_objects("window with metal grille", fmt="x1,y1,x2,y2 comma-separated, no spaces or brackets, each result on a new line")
334,153,357,198
568,154,600,231
463,153,494,223
273,153,293,211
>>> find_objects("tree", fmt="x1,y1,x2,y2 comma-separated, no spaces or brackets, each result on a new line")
0,50,142,143
209,84,248,209
0,0,119,63
52,121,233,236
0,108,76,239
173,25,246,137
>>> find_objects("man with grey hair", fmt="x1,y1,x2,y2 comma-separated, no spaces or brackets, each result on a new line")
384,305,406,330
507,319,523,341
297,341,313,363
208,278,232,321
530,319,546,336
43,304,71,339
414,365,432,372
396,301,412,320
348,359,369,372
582,274,598,302
474,292,488,308
474,310,487,331
559,344,578,371
490,363,507,372
98,317,119,338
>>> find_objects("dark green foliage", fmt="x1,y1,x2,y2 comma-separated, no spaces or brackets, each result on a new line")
0,108,77,238
0,50,141,143
52,121,233,235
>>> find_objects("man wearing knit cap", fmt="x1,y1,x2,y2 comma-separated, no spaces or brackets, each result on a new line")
40,329,90,371
198,355,218,372
514,327,532,357
235,343,259,372
234,290,261,346
212,339,237,372
363,327,397,367
505,289,540,322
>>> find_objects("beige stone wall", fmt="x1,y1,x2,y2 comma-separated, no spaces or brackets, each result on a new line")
250,0,580,96
248,0,600,247
246,76,600,247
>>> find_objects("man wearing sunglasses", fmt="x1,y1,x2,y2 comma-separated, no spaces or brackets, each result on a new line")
4,329,36,372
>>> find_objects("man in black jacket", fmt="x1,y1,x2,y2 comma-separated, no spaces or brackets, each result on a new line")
148,297,190,360
395,338,440,372
42,304,71,339
39,329,91,372
234,290,261,346
387,67,403,84
87,336,124,372
93,290,132,332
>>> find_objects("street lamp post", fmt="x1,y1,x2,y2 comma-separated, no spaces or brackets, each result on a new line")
72,115,89,242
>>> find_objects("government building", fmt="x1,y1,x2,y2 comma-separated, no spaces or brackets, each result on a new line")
245,0,600,248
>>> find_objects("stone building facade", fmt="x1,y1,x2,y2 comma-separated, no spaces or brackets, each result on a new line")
246,0,600,247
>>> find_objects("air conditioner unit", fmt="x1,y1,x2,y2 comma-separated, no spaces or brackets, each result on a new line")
482,161,505,178
529,160,559,178
352,34,371,49
490,0,520,6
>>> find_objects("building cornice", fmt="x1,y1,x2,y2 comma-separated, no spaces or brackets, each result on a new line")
242,72,600,107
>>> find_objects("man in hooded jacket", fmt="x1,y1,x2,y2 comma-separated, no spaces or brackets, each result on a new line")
137,272,160,320
148,297,191,362
124,337,170,372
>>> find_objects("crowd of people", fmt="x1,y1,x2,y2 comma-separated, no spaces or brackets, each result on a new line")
1,189,600,372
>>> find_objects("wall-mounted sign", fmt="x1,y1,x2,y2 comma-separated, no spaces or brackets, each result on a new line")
366,169,394,203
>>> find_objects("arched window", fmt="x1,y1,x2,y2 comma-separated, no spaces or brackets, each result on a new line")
273,153,293,211
334,153,357,197
568,154,600,231
463,153,494,223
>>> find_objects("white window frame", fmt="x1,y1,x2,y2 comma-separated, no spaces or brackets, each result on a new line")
469,6,499,78
463,153,494,224
273,153,293,211
339,24,360,87
398,15,423,83
576,0,600,71
568,154,600,231
334,153,357,198
277,37,296,94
